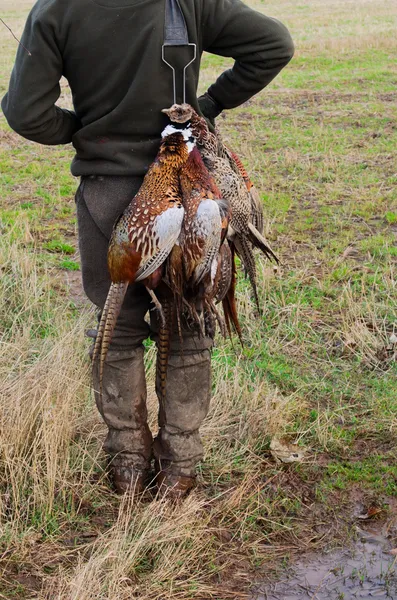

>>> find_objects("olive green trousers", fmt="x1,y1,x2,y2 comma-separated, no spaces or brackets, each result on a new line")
76,176,213,476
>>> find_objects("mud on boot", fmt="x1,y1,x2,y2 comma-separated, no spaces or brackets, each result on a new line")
108,457,150,495
155,463,196,500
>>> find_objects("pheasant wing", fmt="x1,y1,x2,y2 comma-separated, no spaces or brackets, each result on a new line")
189,199,222,285
224,146,265,235
135,204,185,281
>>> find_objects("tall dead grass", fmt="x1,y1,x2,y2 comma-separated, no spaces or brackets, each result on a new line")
0,220,97,532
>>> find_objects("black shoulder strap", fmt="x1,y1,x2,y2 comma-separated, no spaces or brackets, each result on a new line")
164,0,189,46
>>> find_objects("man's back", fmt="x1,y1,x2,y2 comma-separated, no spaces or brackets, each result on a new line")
2,0,294,177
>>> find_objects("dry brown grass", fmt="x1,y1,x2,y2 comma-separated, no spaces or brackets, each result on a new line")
0,221,95,524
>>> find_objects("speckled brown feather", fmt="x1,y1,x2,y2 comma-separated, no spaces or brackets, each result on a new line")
226,148,265,235
157,296,173,403
221,243,243,344
178,147,226,287
214,242,232,305
187,109,278,312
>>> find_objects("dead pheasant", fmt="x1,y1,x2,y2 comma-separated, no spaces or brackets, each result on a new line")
180,147,232,332
220,144,264,236
156,112,243,399
157,123,232,400
213,241,243,343
93,123,194,391
162,104,277,312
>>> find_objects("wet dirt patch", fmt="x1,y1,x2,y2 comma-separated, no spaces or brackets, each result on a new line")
254,526,397,600
64,269,89,308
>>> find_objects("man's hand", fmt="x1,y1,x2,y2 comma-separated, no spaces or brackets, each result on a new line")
198,92,223,127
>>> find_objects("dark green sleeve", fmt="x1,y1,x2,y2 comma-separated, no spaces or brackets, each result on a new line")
201,0,294,110
1,2,81,145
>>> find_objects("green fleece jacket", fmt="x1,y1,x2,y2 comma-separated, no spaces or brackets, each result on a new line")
1,0,294,177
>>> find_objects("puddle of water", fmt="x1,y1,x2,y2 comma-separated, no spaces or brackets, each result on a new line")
254,527,397,600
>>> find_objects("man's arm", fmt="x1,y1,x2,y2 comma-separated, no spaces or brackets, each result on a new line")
1,3,80,145
199,0,294,119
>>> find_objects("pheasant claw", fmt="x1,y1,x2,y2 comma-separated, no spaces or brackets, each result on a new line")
146,287,166,327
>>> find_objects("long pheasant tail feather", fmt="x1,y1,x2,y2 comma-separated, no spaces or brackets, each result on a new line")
222,298,233,340
167,245,184,318
92,290,112,365
235,236,261,314
157,298,173,403
249,186,264,235
222,246,243,345
222,294,243,345
96,282,128,396
247,222,279,264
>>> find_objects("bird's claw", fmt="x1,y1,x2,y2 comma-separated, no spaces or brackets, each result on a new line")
146,287,166,328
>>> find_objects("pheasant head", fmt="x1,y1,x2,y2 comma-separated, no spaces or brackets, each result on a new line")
162,103,193,124
164,104,216,155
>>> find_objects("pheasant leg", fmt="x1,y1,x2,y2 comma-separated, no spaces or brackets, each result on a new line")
205,299,226,338
146,287,166,327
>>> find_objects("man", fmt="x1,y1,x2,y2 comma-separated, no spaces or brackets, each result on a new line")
2,0,293,498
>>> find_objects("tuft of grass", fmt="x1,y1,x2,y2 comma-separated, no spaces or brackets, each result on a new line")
43,239,76,254
59,258,80,271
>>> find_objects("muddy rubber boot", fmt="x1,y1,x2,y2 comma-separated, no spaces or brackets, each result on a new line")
109,456,149,495
156,467,196,500
92,346,153,494
153,332,213,497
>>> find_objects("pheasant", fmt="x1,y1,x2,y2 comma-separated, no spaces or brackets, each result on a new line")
177,146,228,293
181,148,232,333
213,240,243,342
93,122,194,390
162,103,278,312
157,124,233,400
218,141,264,236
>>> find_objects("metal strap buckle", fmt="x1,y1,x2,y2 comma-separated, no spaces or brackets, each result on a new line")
161,43,197,105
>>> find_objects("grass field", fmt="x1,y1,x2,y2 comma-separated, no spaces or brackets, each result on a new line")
1,0,397,598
